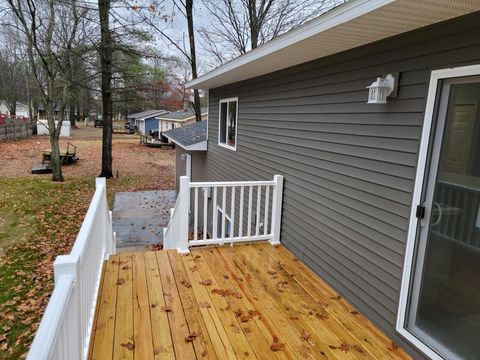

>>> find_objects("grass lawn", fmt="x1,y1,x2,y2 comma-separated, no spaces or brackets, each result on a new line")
0,176,171,359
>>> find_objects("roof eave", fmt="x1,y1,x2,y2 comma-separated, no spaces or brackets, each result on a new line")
186,0,393,89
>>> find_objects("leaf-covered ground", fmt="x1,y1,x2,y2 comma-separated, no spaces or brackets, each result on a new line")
0,125,175,358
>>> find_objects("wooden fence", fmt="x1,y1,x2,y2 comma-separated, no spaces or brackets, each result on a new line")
0,119,32,141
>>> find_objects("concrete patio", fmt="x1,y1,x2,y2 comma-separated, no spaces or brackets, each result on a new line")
112,190,176,249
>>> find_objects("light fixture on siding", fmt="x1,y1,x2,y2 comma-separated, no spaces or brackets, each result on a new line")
367,74,396,104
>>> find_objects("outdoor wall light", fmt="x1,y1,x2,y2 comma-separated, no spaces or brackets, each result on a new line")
367,73,396,104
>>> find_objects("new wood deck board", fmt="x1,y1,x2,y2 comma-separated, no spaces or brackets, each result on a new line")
89,243,412,360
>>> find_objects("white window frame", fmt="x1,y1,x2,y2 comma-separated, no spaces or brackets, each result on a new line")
397,64,480,360
218,97,238,151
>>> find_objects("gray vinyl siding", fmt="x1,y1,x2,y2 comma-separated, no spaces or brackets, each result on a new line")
189,12,480,358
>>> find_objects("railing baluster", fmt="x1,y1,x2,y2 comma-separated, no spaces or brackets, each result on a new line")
239,186,244,238
256,186,262,236
230,187,235,238
264,185,270,236
213,187,218,240
194,187,198,241
247,186,253,237
221,186,227,241
203,188,208,241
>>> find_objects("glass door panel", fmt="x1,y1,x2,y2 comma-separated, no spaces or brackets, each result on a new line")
407,80,480,359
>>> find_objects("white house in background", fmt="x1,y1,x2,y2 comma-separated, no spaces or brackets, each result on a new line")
156,108,208,133
0,100,29,117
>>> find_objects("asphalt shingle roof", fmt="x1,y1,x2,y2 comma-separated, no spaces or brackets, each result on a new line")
127,109,169,119
158,107,208,120
163,120,207,147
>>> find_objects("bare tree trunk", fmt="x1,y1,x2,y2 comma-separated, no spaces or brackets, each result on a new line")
69,103,76,128
99,0,113,178
186,0,202,122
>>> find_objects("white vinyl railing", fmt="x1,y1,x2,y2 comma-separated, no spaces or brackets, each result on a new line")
27,178,115,360
164,175,284,252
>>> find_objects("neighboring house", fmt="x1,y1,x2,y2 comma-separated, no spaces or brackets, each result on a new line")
163,120,207,190
178,3,480,360
126,109,169,136
37,104,70,121
156,108,208,134
0,100,29,117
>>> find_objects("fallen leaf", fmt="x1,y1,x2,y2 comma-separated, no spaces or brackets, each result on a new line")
121,342,135,351
199,279,212,286
388,341,399,351
270,336,285,351
248,309,260,317
211,288,242,298
240,313,253,322
315,312,329,320
185,331,200,342
300,330,311,341
181,280,192,288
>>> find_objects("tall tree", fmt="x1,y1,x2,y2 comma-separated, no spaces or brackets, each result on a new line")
201,0,345,63
126,1,202,121
98,0,113,177
6,0,86,181
185,0,201,122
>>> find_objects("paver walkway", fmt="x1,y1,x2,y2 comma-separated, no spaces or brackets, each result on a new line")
112,190,176,248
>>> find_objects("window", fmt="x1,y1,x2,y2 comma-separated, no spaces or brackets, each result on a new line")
218,98,238,150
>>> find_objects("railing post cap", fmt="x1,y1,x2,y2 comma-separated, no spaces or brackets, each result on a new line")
96,177,106,188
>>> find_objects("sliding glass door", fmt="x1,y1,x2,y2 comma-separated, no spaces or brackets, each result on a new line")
406,78,480,359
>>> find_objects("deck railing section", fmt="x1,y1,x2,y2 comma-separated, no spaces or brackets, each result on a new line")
27,178,115,360
164,175,283,252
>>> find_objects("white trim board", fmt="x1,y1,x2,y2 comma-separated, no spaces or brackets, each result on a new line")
163,135,207,151
396,64,480,360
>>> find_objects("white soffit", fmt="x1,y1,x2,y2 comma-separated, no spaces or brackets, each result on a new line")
187,0,480,89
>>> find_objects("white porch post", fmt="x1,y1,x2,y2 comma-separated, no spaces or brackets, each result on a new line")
54,255,81,359
96,177,115,258
270,175,284,245
177,176,191,253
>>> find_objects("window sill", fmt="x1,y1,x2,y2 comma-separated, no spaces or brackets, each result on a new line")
218,142,237,152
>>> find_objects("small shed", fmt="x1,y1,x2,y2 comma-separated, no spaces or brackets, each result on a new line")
126,109,169,135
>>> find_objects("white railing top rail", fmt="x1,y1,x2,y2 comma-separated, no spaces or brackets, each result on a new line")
189,180,276,188
70,178,105,259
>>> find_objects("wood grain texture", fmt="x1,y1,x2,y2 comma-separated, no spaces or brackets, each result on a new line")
89,244,412,359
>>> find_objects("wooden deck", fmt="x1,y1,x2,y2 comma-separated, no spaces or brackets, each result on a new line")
89,243,411,359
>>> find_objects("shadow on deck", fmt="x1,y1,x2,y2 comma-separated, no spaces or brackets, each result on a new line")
89,243,411,359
